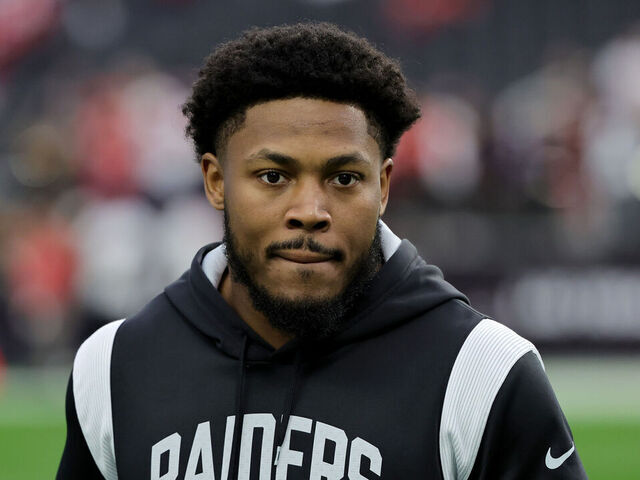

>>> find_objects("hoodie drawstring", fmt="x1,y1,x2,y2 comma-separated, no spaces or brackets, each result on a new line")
228,337,305,476
228,334,249,480
273,349,304,466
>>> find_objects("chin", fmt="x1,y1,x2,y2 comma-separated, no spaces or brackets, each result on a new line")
262,276,342,301
274,286,342,303
264,266,344,294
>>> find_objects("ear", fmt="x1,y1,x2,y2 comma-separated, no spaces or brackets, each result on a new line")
379,157,393,216
201,153,225,211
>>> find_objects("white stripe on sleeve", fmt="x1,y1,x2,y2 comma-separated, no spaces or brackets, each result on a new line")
439,318,543,480
73,319,125,480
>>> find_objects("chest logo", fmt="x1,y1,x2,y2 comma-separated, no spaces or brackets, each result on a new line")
545,443,575,469
150,414,382,480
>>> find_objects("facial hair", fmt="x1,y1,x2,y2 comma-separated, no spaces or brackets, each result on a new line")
223,209,383,340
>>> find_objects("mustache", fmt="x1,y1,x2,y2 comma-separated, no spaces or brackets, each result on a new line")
266,236,344,261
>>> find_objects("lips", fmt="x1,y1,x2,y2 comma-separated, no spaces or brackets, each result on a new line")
275,250,334,264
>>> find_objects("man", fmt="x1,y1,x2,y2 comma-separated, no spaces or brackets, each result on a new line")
58,23,588,479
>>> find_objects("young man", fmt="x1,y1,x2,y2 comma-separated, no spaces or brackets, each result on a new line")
58,23,588,479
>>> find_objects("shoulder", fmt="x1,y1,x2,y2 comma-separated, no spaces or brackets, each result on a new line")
74,319,126,375
68,290,186,479
72,319,125,480
439,318,542,480
74,290,176,370
450,317,542,374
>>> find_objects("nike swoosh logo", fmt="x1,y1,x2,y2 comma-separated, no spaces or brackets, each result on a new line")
545,443,575,469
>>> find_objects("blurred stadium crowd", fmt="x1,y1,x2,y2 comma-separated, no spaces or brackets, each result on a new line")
1,0,639,365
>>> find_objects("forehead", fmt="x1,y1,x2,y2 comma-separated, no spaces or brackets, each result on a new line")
223,98,380,162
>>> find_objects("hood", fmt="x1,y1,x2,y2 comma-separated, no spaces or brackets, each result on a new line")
164,238,468,363
163,238,470,476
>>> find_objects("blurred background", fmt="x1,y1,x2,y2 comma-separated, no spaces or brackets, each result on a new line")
0,0,639,478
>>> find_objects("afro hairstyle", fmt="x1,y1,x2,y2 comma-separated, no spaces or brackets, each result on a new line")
182,22,421,161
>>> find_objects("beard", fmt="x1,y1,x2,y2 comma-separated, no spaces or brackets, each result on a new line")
223,210,383,341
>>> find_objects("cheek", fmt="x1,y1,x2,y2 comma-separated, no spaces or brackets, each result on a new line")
338,196,380,251
225,189,278,246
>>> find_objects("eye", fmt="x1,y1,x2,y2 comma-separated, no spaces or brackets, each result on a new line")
330,173,359,186
259,171,287,185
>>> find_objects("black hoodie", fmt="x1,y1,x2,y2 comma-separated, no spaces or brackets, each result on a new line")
57,230,588,479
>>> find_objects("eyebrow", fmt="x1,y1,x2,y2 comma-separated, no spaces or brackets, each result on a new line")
245,149,372,171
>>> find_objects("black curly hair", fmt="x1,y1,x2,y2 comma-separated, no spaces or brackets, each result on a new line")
182,22,421,161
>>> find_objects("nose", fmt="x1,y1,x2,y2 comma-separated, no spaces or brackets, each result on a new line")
284,182,331,232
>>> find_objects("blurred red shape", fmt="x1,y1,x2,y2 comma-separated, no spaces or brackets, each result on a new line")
381,0,489,35
0,0,60,72
73,79,139,196
6,218,77,319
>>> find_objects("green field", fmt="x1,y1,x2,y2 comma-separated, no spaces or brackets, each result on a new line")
0,356,638,479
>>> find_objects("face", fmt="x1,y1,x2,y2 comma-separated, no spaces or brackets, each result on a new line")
202,98,393,337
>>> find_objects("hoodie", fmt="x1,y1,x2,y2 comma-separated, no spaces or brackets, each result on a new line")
57,223,587,479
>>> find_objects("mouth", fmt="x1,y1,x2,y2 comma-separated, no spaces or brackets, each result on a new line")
275,250,335,264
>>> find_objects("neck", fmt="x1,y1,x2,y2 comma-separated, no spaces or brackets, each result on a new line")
218,268,293,349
